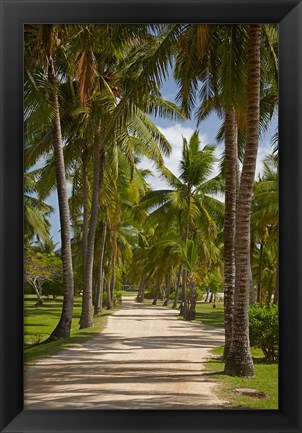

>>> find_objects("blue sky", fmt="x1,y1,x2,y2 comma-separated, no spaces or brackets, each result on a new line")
45,73,277,246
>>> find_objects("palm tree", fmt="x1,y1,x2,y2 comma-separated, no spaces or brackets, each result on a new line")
174,24,248,358
224,24,262,377
24,170,53,245
60,24,184,328
174,24,277,362
24,24,75,339
251,153,278,305
141,131,223,318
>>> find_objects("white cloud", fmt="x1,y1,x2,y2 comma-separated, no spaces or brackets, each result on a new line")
138,123,272,193
255,141,272,179
138,123,223,190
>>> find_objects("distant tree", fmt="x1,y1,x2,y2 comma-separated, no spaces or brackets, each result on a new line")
25,248,62,306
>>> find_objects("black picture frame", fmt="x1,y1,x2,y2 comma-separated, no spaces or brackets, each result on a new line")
0,1,301,432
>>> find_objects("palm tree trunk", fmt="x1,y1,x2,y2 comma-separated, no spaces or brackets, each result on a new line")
225,24,261,377
273,265,279,305
94,220,107,314
249,236,256,304
223,107,238,360
152,286,160,305
249,264,256,304
163,266,172,306
204,288,210,302
180,224,189,317
105,276,112,308
48,65,74,340
82,148,89,290
186,278,197,321
172,266,182,309
80,131,105,328
107,227,117,310
136,276,145,303
180,268,187,317
257,242,264,304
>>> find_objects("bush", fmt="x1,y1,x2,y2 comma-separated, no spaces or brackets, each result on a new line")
144,286,162,299
169,290,182,301
102,290,122,307
43,280,64,298
113,290,122,306
249,304,278,362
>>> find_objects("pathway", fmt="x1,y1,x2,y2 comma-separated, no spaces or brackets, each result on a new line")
24,297,225,409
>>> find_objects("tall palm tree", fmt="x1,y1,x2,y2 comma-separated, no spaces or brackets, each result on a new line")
24,24,75,339
174,24,248,358
224,24,262,377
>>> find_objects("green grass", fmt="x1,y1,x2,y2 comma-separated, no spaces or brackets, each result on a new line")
24,295,117,364
121,290,138,297
194,302,224,327
206,346,278,409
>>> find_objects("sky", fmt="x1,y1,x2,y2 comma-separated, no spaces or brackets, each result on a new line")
45,73,277,246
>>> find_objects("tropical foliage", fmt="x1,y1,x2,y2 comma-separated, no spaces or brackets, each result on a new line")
24,23,278,378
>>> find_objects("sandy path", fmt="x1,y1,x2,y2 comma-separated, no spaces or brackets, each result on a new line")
24,297,225,409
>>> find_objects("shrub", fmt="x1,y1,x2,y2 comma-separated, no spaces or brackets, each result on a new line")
102,290,122,307
196,286,204,301
249,304,278,362
43,280,63,298
113,290,122,306
170,290,182,301
144,286,161,299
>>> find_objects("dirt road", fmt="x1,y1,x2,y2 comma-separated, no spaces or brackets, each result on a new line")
24,297,225,409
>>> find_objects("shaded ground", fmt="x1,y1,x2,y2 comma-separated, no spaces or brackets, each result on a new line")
24,297,225,409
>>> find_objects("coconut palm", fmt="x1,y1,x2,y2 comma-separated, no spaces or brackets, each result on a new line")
224,25,262,377
173,23,277,372
251,153,278,304
24,170,53,245
24,24,75,339
174,24,248,358
141,131,224,318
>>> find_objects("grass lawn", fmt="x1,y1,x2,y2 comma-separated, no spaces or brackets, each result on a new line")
206,346,278,409
24,295,118,364
195,302,224,327
121,290,138,297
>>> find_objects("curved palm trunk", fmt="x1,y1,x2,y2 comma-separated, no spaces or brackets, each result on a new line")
225,24,261,377
94,221,107,314
223,108,237,360
80,132,105,328
172,265,182,309
49,81,74,340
